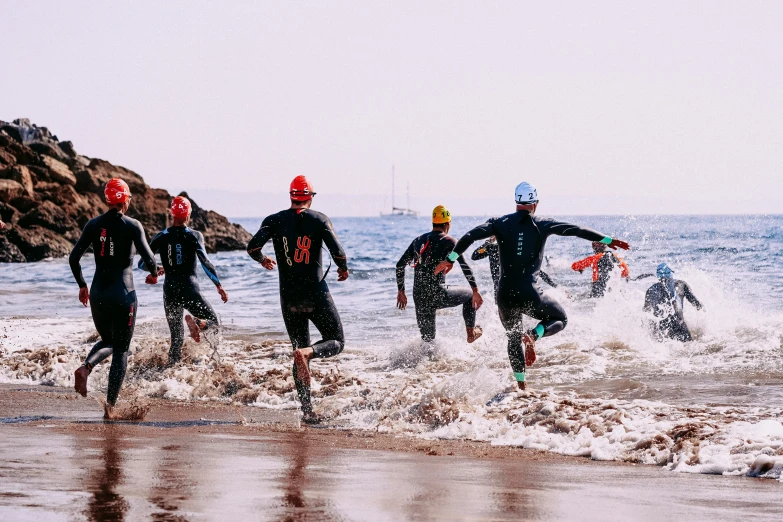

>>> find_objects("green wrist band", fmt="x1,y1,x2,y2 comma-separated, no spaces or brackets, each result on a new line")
447,251,459,262
514,372,526,382
600,236,613,245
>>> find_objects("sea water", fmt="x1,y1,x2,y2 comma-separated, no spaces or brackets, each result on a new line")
1,214,782,480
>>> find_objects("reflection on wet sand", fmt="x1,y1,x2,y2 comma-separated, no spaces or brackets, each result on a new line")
83,427,129,522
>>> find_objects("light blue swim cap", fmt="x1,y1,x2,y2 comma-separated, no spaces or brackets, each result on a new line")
656,263,674,279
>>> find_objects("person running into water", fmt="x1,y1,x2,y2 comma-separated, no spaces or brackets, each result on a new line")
69,178,159,417
472,236,558,298
571,241,630,298
644,263,704,342
143,196,228,365
435,182,629,389
247,176,349,424
397,205,484,343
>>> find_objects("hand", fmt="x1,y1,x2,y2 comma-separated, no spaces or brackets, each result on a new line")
337,268,349,281
397,291,408,310
218,285,228,303
261,257,276,270
434,260,454,275
145,274,158,285
157,267,165,276
78,287,89,307
472,289,483,310
0,220,5,230
607,239,630,251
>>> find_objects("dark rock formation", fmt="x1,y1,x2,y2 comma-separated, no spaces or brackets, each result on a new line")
0,118,251,262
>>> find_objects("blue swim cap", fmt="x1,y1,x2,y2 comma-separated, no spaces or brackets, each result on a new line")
656,263,674,279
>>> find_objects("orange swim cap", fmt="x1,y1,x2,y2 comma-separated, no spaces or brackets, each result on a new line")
290,175,316,201
104,178,131,205
171,196,192,220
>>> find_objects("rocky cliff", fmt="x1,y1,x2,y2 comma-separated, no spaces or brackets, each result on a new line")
0,119,252,262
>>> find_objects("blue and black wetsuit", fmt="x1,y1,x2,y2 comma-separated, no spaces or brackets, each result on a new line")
471,239,557,298
69,208,158,405
144,226,222,362
644,279,703,342
397,231,477,342
247,208,348,412
452,211,608,381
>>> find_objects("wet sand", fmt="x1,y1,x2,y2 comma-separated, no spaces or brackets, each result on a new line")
1,385,781,521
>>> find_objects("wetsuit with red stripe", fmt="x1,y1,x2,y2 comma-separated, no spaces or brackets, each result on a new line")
396,231,477,342
247,208,348,413
69,208,158,405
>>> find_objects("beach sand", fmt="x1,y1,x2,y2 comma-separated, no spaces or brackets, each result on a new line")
1,384,781,521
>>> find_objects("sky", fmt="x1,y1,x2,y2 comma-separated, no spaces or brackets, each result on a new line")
1,1,781,217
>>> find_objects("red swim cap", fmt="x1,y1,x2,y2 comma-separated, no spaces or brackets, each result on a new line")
171,196,192,220
290,175,316,201
104,178,131,205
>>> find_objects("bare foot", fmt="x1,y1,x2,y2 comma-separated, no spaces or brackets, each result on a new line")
103,404,115,420
74,366,89,397
185,315,202,343
517,381,527,391
522,333,537,366
467,326,483,344
293,349,312,387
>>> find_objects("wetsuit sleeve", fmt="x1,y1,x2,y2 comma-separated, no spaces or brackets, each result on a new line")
68,221,94,288
539,271,557,288
453,220,496,257
395,241,416,292
321,216,348,271
247,216,273,263
457,255,478,289
540,219,606,242
471,241,491,261
133,221,158,276
571,254,599,272
194,231,221,287
682,282,703,310
138,231,163,271
643,286,656,312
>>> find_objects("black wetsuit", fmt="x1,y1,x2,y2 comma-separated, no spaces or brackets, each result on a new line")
452,211,607,380
143,226,222,363
471,240,557,297
644,279,703,342
397,231,477,342
69,208,158,405
247,208,348,412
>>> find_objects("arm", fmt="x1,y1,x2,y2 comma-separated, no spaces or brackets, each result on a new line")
453,221,495,257
69,221,94,289
457,255,478,289
618,257,630,278
471,241,491,261
133,222,158,277
247,217,275,267
195,232,221,287
322,217,348,274
682,282,703,310
395,241,416,293
539,271,557,288
542,219,629,250
138,231,163,271
643,287,655,313
571,254,599,273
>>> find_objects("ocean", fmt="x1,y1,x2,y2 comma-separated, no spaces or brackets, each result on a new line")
1,214,782,481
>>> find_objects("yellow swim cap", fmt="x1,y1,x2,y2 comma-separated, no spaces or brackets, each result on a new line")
432,205,451,224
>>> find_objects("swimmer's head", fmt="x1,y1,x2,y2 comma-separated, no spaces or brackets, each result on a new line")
515,181,538,214
432,204,451,232
657,263,674,279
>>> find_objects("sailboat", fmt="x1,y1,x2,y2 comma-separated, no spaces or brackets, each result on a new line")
381,165,419,217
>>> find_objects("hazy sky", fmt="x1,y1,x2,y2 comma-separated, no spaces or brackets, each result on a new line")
2,1,781,216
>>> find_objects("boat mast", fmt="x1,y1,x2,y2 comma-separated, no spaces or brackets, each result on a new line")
406,182,410,212
391,165,395,210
